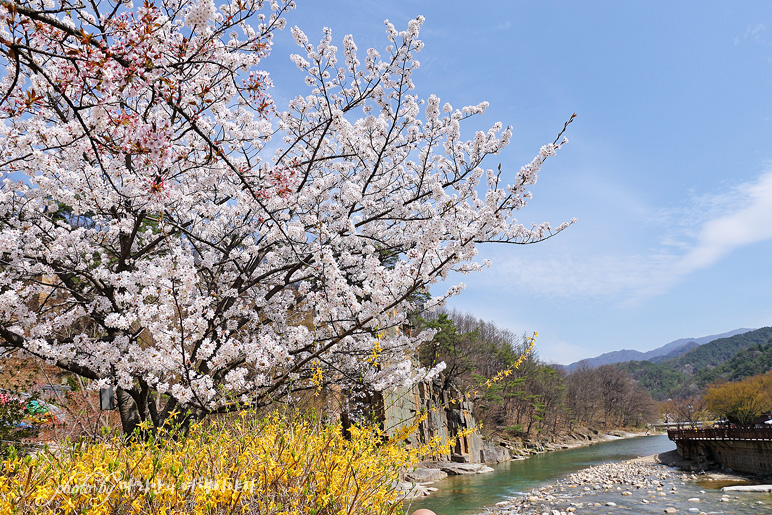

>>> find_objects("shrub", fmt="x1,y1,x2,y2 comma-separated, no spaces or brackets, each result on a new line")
704,372,772,425
0,412,420,514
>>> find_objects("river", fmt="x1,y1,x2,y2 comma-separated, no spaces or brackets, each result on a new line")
405,434,677,515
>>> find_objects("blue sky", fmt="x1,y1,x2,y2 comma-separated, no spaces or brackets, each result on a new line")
269,1,772,365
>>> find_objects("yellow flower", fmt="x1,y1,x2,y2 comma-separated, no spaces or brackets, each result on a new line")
0,411,412,514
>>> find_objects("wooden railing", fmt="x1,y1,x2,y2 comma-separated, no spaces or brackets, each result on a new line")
668,427,772,441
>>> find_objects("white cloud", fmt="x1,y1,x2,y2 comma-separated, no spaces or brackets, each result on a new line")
745,23,768,43
492,253,671,299
540,335,594,366
674,170,772,273
482,170,772,302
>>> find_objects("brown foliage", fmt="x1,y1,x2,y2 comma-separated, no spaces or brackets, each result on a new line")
704,372,772,425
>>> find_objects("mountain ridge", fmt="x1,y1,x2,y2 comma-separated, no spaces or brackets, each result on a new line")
565,328,754,371
620,326,772,400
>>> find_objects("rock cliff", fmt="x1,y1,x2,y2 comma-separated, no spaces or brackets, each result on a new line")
382,379,509,464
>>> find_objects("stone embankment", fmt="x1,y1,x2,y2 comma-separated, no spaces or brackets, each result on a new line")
495,428,655,460
474,458,770,515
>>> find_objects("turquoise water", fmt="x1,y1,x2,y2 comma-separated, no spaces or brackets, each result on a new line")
405,434,677,515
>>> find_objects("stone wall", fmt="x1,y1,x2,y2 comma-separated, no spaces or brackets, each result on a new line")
670,428,772,475
674,439,772,475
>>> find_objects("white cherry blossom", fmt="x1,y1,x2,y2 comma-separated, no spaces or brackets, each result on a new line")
0,0,572,432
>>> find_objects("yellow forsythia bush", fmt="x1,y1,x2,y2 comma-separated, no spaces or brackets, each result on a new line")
0,412,418,515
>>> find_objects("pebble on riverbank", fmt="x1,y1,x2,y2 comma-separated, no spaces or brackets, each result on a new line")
475,459,769,515
401,430,656,503
476,461,673,514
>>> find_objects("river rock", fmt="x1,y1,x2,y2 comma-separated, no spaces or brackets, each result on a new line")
721,485,772,492
393,481,438,500
439,462,495,475
405,467,448,483
664,508,677,513
481,439,512,463
477,459,680,515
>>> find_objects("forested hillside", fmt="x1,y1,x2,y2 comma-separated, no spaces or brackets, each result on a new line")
696,341,772,385
421,310,658,438
620,360,693,401
669,327,772,371
620,326,772,400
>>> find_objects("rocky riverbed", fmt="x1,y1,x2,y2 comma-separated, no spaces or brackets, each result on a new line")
472,456,772,515
397,430,654,501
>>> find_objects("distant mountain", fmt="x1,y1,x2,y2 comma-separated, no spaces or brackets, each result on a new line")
668,327,772,373
565,328,754,372
620,326,772,400
651,340,701,363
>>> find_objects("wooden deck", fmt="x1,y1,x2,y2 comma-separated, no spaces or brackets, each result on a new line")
668,426,772,442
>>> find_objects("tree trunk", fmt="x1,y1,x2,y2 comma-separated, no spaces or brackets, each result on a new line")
116,387,141,435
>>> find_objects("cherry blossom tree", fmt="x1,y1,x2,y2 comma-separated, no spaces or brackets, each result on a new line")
0,0,573,433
